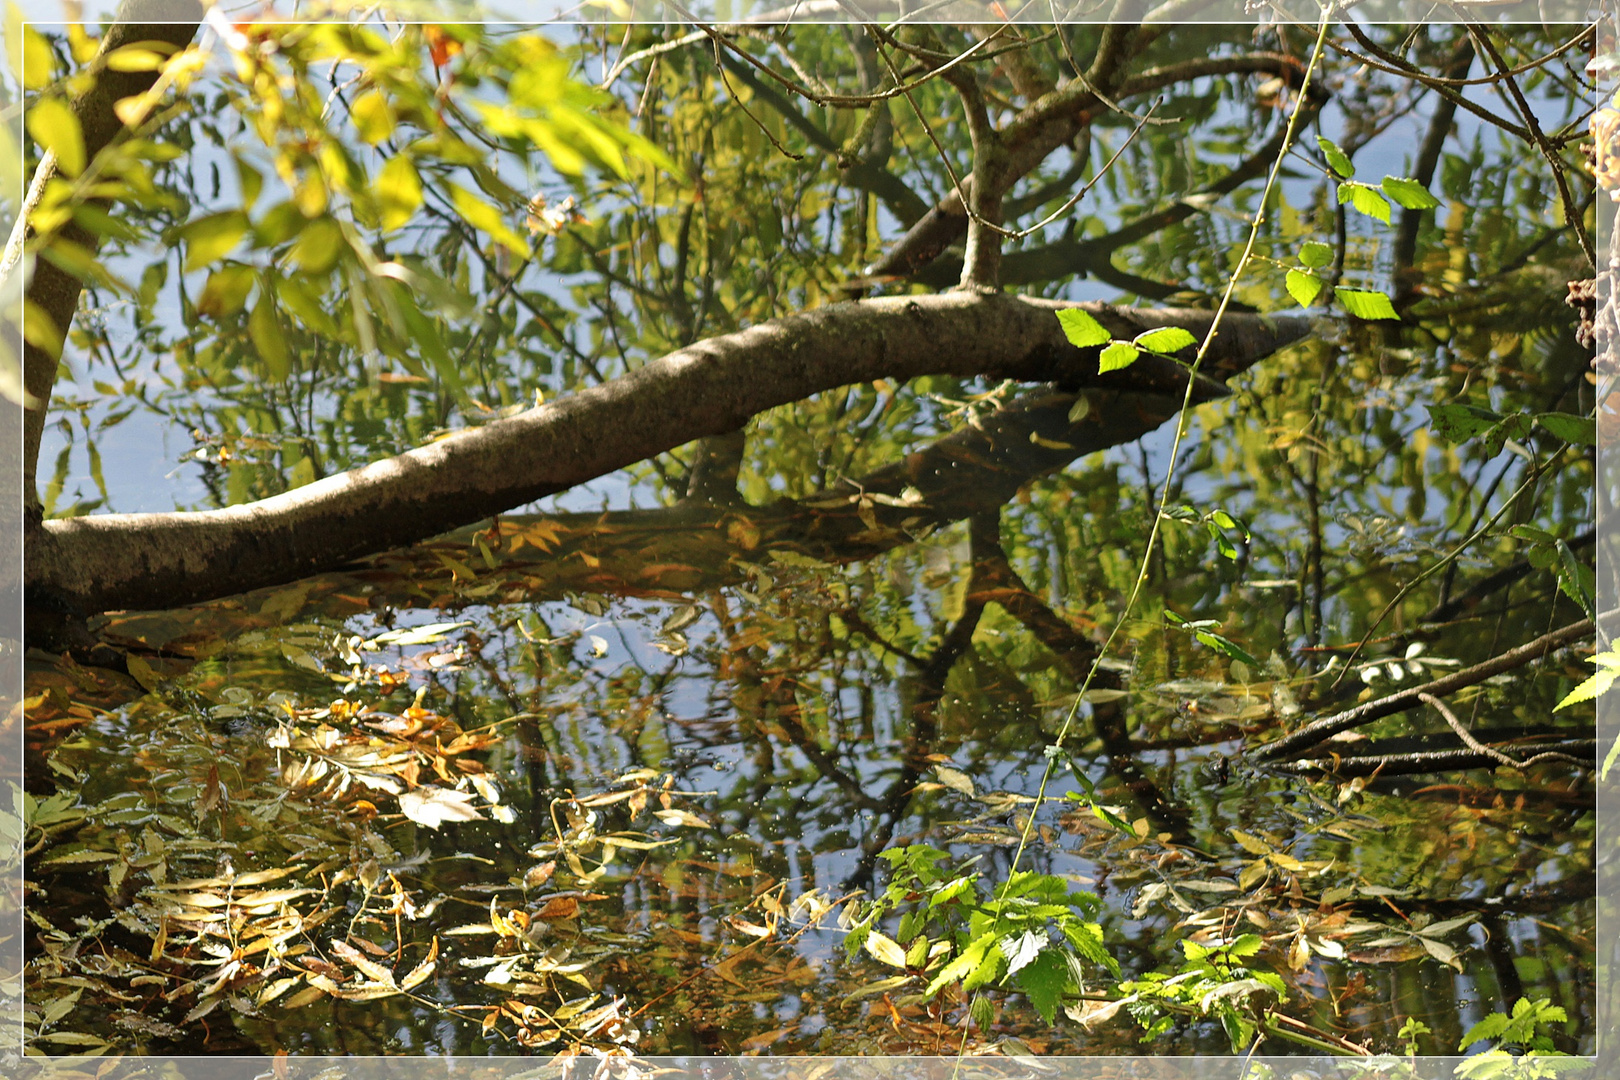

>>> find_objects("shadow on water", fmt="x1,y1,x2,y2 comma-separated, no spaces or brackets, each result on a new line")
22,377,1595,1058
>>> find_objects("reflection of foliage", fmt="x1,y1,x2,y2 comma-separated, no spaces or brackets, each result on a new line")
18,8,1602,1060
842,844,1117,1027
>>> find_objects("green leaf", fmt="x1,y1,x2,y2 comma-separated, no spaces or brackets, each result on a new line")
1535,412,1596,446
1056,308,1111,348
447,181,531,258
248,290,292,381
1098,342,1139,373
1338,182,1392,224
926,935,992,998
1133,326,1198,354
1382,175,1440,210
1285,269,1323,308
1556,540,1595,617
1334,287,1398,321
104,44,169,72
1317,136,1355,179
1015,948,1070,1025
1194,630,1258,667
27,98,85,177
1461,1013,1512,1051
1427,403,1502,443
1298,241,1333,268
195,264,257,319
376,156,423,233
289,217,345,275
179,210,250,272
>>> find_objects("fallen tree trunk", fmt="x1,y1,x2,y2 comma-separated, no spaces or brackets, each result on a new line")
27,294,1309,615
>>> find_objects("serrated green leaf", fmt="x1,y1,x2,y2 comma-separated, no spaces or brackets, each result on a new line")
1098,342,1139,373
1334,287,1398,320
1535,412,1596,446
1056,308,1111,348
1133,326,1197,354
1382,175,1440,210
1015,947,1070,1025
1285,269,1323,308
1318,136,1355,179
1338,182,1392,224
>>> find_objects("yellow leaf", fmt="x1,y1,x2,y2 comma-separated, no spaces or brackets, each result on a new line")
350,90,395,144
27,98,84,176
652,808,710,829
863,930,909,968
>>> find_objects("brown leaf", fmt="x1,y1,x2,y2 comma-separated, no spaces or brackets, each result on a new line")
535,897,579,921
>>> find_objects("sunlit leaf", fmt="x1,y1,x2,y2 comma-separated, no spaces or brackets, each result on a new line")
1133,326,1197,354
1055,308,1110,348
27,97,84,177
1285,269,1323,308
1382,175,1440,210
1098,342,1139,373
1334,287,1399,320
1318,136,1355,178
397,786,483,829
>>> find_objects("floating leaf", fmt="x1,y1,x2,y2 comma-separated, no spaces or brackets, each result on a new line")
933,765,976,798
652,808,711,829
397,786,483,829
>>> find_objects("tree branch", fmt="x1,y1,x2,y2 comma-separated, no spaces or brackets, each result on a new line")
27,296,1311,615
1250,619,1593,762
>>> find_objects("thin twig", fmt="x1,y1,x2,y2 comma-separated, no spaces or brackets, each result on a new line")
1253,618,1593,761
1420,692,1588,769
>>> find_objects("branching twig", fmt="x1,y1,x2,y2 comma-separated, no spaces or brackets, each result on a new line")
1419,692,1588,770
1252,619,1593,762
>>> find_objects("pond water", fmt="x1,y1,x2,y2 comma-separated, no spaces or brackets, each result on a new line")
24,473,1596,1056
18,17,1600,1063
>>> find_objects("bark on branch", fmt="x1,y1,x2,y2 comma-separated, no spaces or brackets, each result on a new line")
27,294,1310,615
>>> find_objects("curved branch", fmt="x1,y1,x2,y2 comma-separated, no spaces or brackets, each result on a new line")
27,296,1311,615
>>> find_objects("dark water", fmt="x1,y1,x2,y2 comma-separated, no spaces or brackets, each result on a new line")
24,513,1596,1057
